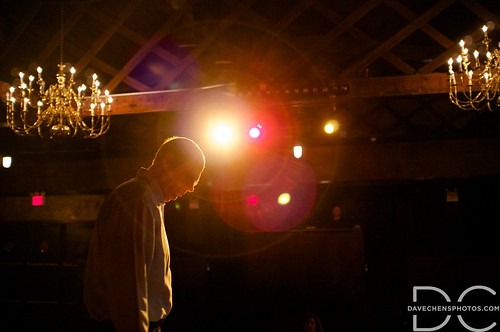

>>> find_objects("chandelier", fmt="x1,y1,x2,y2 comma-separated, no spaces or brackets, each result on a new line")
4,4,113,139
448,23,500,111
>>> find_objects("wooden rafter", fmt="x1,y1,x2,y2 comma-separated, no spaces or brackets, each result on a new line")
74,0,145,71
384,0,454,50
153,0,257,90
104,72,450,116
0,1,43,62
313,1,415,75
282,0,383,79
34,3,90,66
105,0,195,91
339,0,457,78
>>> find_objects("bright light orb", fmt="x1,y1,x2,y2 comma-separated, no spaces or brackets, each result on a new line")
249,124,262,139
324,122,335,134
277,193,291,205
212,124,235,146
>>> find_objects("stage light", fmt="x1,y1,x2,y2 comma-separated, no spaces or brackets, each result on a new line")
277,193,291,205
293,145,303,159
212,123,235,146
323,120,339,134
248,124,262,139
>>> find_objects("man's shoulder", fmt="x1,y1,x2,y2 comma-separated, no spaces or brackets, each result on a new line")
107,177,150,204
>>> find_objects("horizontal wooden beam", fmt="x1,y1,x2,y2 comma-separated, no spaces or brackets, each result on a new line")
348,72,449,98
109,84,231,115
107,73,452,115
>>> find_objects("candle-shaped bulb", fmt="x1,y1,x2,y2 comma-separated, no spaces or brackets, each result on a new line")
459,39,465,53
474,50,479,58
482,25,488,38
448,58,454,74
19,72,24,83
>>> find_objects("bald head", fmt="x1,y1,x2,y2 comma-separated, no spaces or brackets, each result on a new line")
152,136,205,170
150,136,206,202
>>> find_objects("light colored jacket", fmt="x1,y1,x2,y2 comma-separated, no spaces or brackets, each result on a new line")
84,168,172,332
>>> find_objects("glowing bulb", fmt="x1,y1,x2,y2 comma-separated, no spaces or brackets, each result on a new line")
324,122,335,134
249,124,262,139
213,124,234,145
293,145,303,159
2,156,12,168
277,193,291,205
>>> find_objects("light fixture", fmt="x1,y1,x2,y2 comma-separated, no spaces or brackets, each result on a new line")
448,23,500,111
293,145,303,159
2,156,12,168
4,3,112,138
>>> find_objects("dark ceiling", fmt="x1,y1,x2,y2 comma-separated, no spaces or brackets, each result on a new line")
0,0,499,176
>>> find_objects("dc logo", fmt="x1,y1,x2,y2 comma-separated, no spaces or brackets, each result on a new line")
410,285,497,332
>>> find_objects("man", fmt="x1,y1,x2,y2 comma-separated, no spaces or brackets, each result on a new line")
84,136,206,332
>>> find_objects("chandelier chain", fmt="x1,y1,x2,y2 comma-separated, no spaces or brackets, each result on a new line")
60,2,64,65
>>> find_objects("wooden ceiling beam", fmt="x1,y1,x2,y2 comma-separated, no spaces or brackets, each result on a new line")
348,72,449,98
0,1,43,62
105,0,195,92
339,0,456,78
384,0,454,49
314,1,415,75
460,0,497,22
282,0,382,78
106,73,450,116
109,84,230,115
153,0,257,90
74,0,145,71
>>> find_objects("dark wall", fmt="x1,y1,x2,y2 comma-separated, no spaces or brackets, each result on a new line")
1,176,499,331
